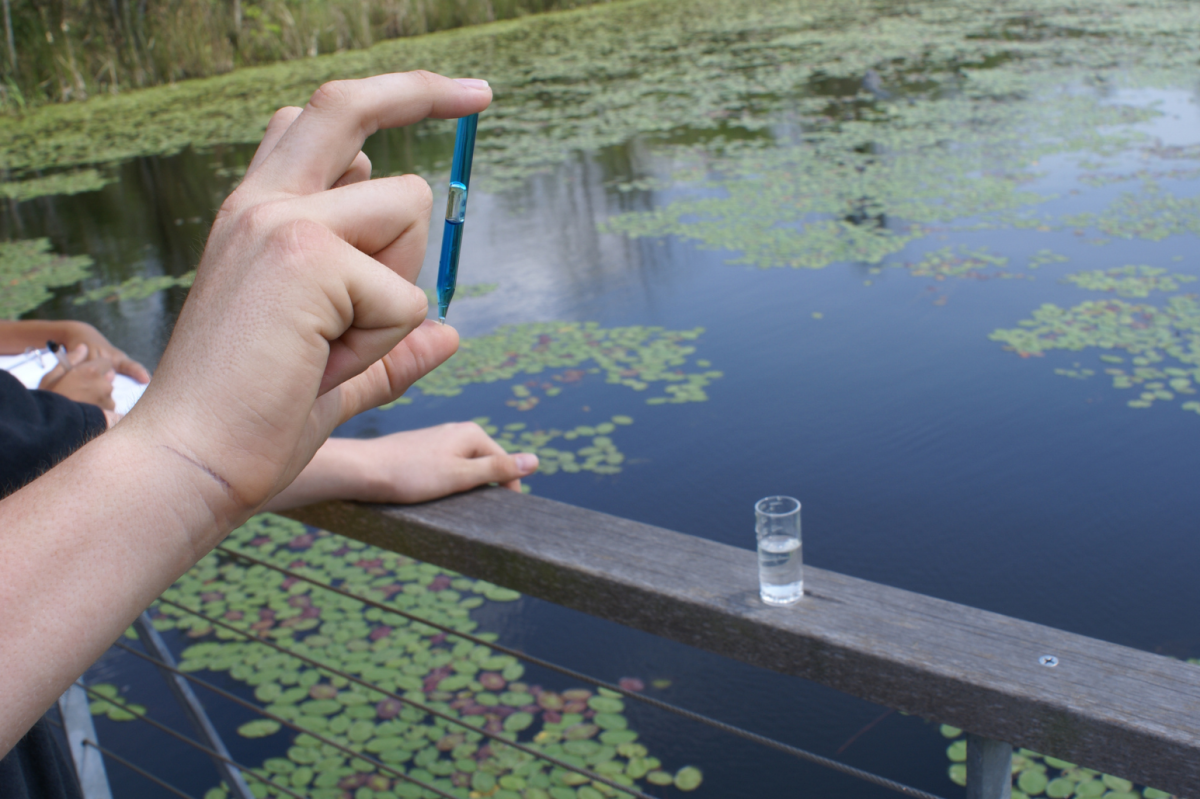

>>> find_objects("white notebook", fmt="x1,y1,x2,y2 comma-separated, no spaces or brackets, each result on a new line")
0,351,148,415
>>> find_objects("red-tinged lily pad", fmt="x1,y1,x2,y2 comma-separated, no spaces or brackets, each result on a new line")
618,677,644,692
376,698,403,719
309,684,338,700
479,672,506,691
564,723,599,741
437,733,465,751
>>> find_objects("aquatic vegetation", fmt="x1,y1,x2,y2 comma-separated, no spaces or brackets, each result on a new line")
0,239,93,319
991,295,1200,413
477,416,631,476
940,724,1171,799
905,247,1013,281
4,0,1198,193
87,683,146,722
602,83,1159,271
1061,190,1200,242
381,324,718,477
423,283,498,304
143,513,698,799
1054,364,1095,380
406,323,720,406
1029,250,1069,270
1061,267,1195,299
73,270,196,305
0,169,114,202
1078,168,1200,189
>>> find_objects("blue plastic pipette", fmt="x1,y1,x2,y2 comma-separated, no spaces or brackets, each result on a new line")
436,114,479,323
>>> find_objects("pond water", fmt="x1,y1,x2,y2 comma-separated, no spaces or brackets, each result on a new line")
4,0,1200,796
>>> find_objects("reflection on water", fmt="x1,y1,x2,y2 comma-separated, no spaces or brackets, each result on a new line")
4,0,1200,795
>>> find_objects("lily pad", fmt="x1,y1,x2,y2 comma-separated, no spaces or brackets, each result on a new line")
504,712,535,732
237,719,282,738
674,766,703,791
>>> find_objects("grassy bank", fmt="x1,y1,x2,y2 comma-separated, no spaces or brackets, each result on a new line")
0,0,604,110
2,0,1195,187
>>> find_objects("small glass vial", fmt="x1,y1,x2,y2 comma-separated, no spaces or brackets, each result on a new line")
755,496,802,605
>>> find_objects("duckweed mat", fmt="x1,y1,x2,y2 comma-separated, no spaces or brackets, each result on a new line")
992,270,1200,416
940,724,1172,799
140,513,704,799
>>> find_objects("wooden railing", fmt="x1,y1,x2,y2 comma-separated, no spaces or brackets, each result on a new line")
285,487,1200,799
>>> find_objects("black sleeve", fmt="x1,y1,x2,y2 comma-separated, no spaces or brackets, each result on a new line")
0,717,84,799
0,370,107,498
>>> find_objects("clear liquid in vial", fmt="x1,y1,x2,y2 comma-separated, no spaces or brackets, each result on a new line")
758,535,803,605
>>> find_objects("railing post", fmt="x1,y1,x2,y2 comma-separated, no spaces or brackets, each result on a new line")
57,680,114,799
132,612,255,799
966,734,1013,799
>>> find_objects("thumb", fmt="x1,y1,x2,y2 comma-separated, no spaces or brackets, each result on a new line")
325,320,460,428
462,452,539,493
68,343,89,366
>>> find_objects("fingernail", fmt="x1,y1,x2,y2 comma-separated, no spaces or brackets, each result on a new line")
454,78,490,90
514,453,538,475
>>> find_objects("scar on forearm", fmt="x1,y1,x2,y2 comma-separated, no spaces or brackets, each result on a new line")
161,445,235,497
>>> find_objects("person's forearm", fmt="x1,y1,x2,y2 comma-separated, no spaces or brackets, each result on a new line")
263,438,375,511
0,320,79,354
0,421,240,756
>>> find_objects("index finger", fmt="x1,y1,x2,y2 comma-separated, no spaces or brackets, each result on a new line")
248,72,492,196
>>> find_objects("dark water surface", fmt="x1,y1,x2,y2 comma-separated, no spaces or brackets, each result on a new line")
5,0,1200,796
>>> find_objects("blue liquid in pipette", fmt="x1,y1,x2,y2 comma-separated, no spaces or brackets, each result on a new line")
436,114,479,322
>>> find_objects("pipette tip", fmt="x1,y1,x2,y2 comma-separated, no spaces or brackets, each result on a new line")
438,316,446,325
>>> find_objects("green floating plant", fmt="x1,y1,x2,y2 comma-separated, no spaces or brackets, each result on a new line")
423,284,499,304
402,322,721,406
992,293,1200,414
0,169,114,202
941,725,1170,799
475,416,633,476
1061,189,1200,242
904,246,1013,281
601,70,1161,272
148,514,700,799
0,239,93,319
73,270,196,305
87,683,147,722
1061,266,1196,299
1028,250,1069,270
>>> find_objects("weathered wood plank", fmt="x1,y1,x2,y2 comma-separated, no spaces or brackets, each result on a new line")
284,488,1200,796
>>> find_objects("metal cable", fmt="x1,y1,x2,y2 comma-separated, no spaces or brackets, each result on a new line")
215,544,948,799
79,687,308,799
46,716,198,799
112,641,460,799
155,596,658,799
